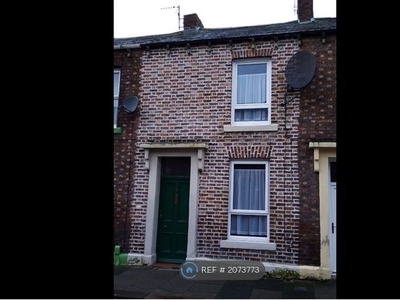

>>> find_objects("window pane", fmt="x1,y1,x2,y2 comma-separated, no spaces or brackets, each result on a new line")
238,64,266,75
114,72,120,96
233,165,265,210
237,64,266,104
330,161,336,183
234,108,268,122
114,106,117,127
161,157,191,177
114,99,118,128
231,215,268,237
114,70,120,128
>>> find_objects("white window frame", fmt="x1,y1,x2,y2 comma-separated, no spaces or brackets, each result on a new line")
220,160,275,250
114,69,121,129
220,160,276,250
228,160,269,242
231,58,272,126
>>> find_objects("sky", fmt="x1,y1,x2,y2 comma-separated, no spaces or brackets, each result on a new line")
114,0,336,38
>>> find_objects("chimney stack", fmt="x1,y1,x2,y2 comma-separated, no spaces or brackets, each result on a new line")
183,13,204,30
297,0,314,23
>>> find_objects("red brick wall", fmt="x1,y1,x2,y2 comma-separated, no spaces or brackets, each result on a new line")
114,29,336,266
131,39,305,264
114,49,142,252
297,33,336,265
297,0,314,22
183,13,204,29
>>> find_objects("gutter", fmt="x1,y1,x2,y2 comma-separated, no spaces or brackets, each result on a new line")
121,30,335,49
114,28,335,50
114,43,141,50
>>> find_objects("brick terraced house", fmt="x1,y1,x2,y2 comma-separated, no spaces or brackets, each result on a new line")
114,0,336,279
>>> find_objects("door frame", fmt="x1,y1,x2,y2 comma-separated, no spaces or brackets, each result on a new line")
140,144,207,265
328,158,336,275
309,142,336,278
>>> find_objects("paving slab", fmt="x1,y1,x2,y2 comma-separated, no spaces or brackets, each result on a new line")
282,280,314,299
313,280,337,299
214,281,254,298
114,265,336,299
250,288,283,299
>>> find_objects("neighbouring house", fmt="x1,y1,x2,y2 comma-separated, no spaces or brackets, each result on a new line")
114,0,336,279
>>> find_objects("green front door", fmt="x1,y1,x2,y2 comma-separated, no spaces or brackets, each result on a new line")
156,157,190,263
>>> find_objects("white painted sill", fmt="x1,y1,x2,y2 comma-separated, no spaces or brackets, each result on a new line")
220,239,277,250
223,124,278,132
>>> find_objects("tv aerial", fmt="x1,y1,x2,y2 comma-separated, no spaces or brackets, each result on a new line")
161,5,182,31
281,50,316,106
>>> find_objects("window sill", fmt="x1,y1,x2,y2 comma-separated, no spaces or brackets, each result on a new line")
223,124,278,132
114,127,122,134
220,239,276,250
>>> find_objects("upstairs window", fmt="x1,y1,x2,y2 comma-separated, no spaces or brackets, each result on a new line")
114,69,121,129
232,59,271,126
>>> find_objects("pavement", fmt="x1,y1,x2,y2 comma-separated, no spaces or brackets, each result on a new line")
114,263,336,299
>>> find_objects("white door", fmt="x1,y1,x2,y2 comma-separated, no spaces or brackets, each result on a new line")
329,160,336,275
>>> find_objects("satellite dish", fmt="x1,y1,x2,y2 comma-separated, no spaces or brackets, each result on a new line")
120,96,139,113
285,51,316,89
